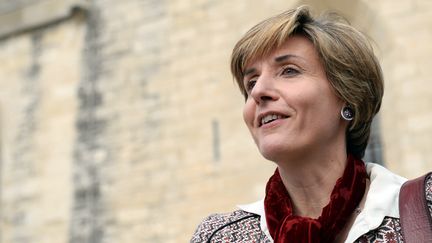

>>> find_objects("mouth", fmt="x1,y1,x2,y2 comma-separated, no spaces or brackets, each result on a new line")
259,113,289,127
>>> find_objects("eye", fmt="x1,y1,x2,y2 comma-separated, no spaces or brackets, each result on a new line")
281,66,300,76
245,79,257,93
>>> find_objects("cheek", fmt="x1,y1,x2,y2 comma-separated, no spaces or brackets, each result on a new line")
295,89,340,128
306,82,342,115
242,100,255,128
307,93,343,132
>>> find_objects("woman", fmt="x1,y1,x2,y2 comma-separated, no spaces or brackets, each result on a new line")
191,6,432,243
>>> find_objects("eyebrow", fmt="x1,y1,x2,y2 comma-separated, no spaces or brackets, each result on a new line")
243,54,302,77
274,54,300,63
243,67,256,77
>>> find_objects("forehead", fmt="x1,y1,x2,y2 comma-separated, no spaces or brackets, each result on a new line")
244,35,317,70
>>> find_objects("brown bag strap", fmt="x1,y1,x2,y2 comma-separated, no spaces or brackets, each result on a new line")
399,172,432,242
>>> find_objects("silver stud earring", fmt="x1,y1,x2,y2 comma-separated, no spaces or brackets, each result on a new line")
341,106,354,121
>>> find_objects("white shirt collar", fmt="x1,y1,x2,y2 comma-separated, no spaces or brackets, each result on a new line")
237,163,407,243
345,163,407,242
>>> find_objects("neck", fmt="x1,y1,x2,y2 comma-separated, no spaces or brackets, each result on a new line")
276,148,348,218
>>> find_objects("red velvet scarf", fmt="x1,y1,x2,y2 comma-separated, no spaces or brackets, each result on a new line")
264,155,367,243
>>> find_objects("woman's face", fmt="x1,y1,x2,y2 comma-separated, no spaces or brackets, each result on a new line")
242,35,346,162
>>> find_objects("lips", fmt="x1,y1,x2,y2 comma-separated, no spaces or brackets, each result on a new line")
258,112,289,127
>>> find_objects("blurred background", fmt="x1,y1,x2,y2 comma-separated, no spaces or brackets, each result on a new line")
0,0,431,242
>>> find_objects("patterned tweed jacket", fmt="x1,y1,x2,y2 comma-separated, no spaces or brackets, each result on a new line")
191,165,432,243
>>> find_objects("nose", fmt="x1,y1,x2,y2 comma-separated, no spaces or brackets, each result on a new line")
250,75,278,104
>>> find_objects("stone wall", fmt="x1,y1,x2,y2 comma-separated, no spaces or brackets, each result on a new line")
0,0,431,242
0,7,84,243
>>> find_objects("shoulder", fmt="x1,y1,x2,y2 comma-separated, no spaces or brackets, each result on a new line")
345,163,405,242
355,216,403,242
425,173,432,215
190,210,267,243
356,173,432,243
364,163,405,215
365,162,407,185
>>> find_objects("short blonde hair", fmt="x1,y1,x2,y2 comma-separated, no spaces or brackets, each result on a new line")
230,6,384,159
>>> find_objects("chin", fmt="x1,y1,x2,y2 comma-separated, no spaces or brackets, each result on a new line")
257,138,310,163
258,142,292,162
